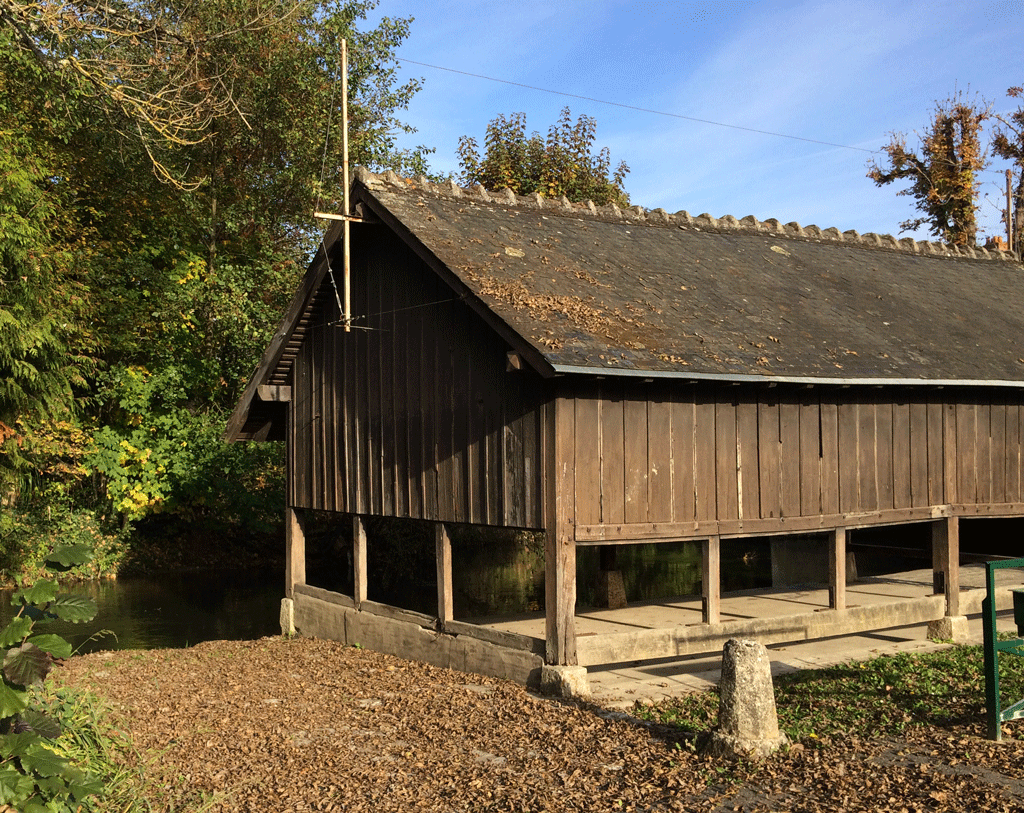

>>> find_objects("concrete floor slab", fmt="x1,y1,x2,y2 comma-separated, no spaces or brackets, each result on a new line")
470,563,1024,708
587,610,1019,709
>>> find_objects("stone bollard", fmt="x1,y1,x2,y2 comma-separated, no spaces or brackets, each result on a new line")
540,665,591,700
280,598,296,636
596,570,627,609
705,638,789,759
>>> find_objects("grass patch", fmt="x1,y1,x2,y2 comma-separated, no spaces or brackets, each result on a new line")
634,642,1024,742
37,685,215,812
32,685,143,812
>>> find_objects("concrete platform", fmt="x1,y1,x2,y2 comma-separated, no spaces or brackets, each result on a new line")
587,610,1017,709
471,562,1024,708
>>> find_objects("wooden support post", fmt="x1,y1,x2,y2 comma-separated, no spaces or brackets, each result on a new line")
435,522,453,625
829,527,847,610
352,514,367,608
932,516,961,616
285,506,306,599
702,535,721,624
545,396,577,665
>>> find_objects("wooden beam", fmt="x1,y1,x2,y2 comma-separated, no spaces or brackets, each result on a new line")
313,212,368,223
353,514,367,608
545,396,577,665
293,582,355,609
257,385,291,402
443,620,546,655
574,504,963,543
931,516,961,616
435,522,453,624
702,535,721,624
286,507,306,599
829,526,847,610
359,599,437,628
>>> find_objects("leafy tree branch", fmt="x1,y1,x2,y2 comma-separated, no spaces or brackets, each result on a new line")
867,92,989,246
458,107,630,206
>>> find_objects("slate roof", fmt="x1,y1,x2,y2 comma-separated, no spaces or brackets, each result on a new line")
354,169,1024,386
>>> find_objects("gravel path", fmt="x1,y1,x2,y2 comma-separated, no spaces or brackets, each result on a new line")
59,637,1024,812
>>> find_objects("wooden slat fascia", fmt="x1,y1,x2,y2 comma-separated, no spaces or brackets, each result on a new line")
574,504,966,543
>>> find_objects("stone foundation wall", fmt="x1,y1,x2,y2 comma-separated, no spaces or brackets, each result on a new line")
292,591,544,687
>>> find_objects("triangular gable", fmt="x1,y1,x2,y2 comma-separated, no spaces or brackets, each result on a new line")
224,220,342,441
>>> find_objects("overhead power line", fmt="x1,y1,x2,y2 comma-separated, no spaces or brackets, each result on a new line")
397,57,878,154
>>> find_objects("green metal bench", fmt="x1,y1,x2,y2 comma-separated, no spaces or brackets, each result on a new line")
982,557,1024,741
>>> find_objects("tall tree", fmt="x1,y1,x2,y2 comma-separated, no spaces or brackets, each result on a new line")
992,86,1024,250
458,107,630,206
868,93,989,246
74,0,434,406
0,27,100,498
0,1,434,549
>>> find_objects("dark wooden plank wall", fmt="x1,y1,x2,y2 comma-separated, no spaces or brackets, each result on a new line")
571,382,1024,528
289,228,545,528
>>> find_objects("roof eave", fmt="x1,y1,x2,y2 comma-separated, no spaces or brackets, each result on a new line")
224,221,344,442
549,363,1024,389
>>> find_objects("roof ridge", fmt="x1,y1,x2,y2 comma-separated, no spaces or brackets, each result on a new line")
353,166,1019,264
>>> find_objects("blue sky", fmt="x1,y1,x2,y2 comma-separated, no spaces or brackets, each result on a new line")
363,0,1022,243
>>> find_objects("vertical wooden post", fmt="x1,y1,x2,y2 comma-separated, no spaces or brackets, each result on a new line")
435,522,453,625
932,515,961,616
352,514,367,608
286,506,306,599
545,396,577,665
829,527,847,610
702,535,721,624
932,519,943,595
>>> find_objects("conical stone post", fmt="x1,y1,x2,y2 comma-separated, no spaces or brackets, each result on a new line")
705,638,789,759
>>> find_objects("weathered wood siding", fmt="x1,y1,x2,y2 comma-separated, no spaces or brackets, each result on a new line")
289,226,545,528
571,381,1024,540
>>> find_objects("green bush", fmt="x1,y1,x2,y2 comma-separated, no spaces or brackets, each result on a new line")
0,544,102,811
89,365,284,534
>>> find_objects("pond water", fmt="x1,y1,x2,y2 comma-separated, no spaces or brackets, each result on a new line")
1,569,283,655
0,523,948,655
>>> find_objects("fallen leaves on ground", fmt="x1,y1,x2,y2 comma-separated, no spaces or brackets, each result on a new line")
58,638,1024,812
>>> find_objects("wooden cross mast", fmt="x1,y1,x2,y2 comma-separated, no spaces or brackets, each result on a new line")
313,38,364,332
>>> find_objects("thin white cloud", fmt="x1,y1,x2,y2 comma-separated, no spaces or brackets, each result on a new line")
365,0,1022,240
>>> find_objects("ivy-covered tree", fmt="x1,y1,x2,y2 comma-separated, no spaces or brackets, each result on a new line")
458,107,630,206
992,86,1024,250
867,93,989,246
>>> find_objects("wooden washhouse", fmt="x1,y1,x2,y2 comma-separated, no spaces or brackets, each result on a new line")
226,167,1024,689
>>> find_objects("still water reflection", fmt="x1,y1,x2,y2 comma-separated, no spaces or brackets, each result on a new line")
0,570,283,654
